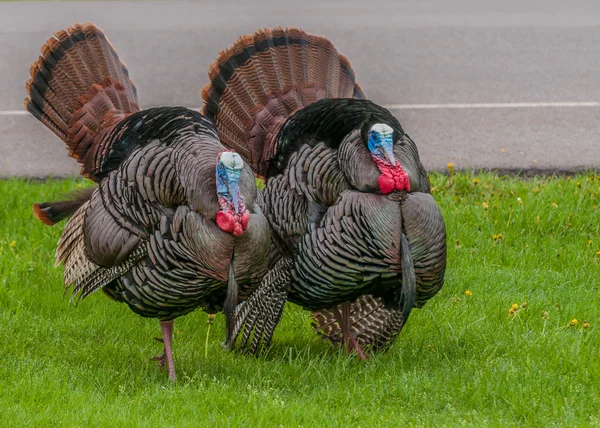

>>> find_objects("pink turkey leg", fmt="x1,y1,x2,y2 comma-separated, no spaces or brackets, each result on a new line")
153,320,176,381
334,304,369,361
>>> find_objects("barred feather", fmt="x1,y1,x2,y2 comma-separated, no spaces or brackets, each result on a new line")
24,22,139,181
201,27,365,177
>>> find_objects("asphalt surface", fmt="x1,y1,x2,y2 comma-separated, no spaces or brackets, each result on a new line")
1,0,600,178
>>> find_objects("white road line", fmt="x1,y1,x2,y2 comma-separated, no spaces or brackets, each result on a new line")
2,102,600,117
383,102,600,109
0,110,28,116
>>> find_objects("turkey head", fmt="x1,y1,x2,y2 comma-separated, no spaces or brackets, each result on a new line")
215,151,250,236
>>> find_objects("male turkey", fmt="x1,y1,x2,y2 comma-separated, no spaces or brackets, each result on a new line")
201,28,446,357
26,23,270,380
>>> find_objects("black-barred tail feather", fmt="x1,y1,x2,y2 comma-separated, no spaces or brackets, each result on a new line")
201,27,365,177
24,22,139,181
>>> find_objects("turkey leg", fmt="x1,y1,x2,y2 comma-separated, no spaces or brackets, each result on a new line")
333,304,369,361
153,319,176,381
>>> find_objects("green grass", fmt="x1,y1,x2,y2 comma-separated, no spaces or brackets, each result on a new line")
1,172,599,426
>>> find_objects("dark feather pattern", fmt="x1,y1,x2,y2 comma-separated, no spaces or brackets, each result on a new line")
28,23,271,380
203,27,446,354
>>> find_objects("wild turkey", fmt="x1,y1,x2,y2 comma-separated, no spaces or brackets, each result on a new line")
25,23,270,380
201,28,446,356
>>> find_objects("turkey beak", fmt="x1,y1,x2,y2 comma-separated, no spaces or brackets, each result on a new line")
382,146,396,167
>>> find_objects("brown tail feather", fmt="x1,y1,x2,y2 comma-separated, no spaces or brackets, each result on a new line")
32,186,96,226
24,23,139,181
201,27,365,177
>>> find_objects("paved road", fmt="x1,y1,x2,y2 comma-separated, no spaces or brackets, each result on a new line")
1,0,599,178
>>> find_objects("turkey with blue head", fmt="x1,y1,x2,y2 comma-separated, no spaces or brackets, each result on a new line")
25,23,270,380
201,28,446,357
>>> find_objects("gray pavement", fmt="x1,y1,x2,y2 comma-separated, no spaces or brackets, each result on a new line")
1,0,600,178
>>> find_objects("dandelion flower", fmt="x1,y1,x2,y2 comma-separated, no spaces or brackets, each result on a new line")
511,303,519,310
447,163,454,170
595,251,600,256
589,240,593,246
482,202,489,210
465,290,472,296
570,319,579,327
493,233,503,241
473,178,480,185
509,307,515,314
583,322,590,328
10,240,16,248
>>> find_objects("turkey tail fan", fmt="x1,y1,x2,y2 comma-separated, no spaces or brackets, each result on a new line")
32,186,96,226
24,22,139,181
312,295,406,351
201,27,365,177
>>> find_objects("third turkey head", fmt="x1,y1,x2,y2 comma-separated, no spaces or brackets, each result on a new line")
366,123,410,194
215,150,250,237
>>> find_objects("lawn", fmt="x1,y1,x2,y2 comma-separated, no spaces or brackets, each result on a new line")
1,172,599,426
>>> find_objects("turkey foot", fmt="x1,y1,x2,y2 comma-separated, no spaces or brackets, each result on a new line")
152,320,176,381
333,304,370,361
151,338,167,369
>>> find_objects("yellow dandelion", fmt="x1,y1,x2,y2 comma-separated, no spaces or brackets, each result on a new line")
482,202,489,210
589,240,593,246
447,163,454,170
595,251,600,256
552,202,558,208
570,319,579,327
465,290,472,296
577,181,581,188
509,307,515,314
493,233,503,241
511,303,519,310
583,322,590,329
473,178,480,185
10,240,16,248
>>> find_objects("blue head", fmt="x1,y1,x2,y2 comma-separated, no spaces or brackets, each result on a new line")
216,151,244,212
367,123,396,166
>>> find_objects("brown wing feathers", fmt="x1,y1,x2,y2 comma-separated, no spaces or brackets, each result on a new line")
24,23,139,181
201,27,365,177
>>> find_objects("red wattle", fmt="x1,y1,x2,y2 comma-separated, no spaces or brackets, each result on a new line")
232,223,243,237
378,173,395,195
398,172,410,192
241,210,250,231
216,211,235,233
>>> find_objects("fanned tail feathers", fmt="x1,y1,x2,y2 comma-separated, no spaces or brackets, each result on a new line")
201,27,365,177
24,22,139,181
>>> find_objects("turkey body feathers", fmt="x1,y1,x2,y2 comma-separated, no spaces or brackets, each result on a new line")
27,23,271,380
203,26,446,354
312,192,446,348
